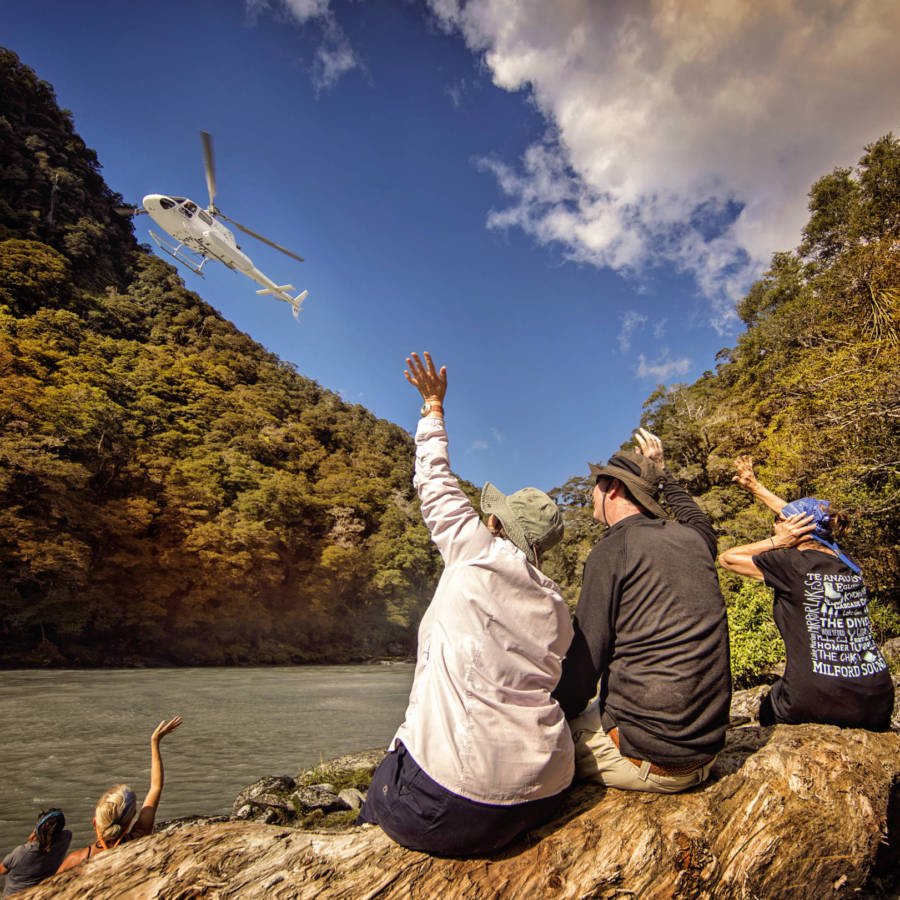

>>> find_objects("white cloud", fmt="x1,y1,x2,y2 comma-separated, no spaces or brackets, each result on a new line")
246,0,359,91
617,310,648,353
312,27,359,92
428,0,900,326
282,0,330,21
471,428,501,451
444,78,469,109
636,350,691,382
246,0,330,25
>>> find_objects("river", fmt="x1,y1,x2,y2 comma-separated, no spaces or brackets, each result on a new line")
0,665,414,861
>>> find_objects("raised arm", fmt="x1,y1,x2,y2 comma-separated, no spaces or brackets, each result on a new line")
404,350,446,417
404,352,491,567
131,716,182,838
718,513,816,579
634,428,717,558
733,455,788,514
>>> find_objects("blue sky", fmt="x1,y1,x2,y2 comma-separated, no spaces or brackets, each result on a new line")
4,0,899,493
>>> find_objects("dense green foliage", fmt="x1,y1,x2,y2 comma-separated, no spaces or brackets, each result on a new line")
1,48,896,678
0,49,440,665
545,135,900,680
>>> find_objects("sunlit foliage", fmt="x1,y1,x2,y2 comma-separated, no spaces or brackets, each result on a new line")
1,47,896,678
0,50,440,665
546,135,900,681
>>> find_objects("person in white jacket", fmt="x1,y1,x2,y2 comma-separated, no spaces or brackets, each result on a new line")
357,352,574,856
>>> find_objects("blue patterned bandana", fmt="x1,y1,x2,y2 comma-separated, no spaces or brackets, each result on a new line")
781,497,860,574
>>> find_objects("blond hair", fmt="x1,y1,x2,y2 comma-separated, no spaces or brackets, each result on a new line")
94,784,137,843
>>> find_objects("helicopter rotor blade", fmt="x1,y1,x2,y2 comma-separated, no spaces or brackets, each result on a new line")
201,131,217,212
219,213,305,263
115,205,145,217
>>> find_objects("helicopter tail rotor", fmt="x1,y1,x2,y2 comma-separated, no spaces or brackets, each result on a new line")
201,131,217,213
219,212,305,264
256,286,308,319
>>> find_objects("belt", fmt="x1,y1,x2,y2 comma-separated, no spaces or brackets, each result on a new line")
608,727,709,777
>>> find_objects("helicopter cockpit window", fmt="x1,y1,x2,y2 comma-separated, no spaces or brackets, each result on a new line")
181,201,198,217
198,210,213,225
159,197,175,210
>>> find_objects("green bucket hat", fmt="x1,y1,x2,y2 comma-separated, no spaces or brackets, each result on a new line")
480,483,564,564
588,450,667,518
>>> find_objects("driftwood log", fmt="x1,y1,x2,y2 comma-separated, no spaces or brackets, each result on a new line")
28,701,900,900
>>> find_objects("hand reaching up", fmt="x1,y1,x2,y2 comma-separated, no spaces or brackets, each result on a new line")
151,716,183,745
404,352,447,403
634,428,665,470
732,455,758,491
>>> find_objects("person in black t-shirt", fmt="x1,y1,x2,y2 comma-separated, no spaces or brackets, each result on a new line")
553,429,731,793
719,457,894,730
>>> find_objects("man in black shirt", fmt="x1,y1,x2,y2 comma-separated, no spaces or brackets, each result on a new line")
553,429,731,792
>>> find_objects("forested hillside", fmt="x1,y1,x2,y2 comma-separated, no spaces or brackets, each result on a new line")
544,135,900,681
1,48,897,674
0,49,441,665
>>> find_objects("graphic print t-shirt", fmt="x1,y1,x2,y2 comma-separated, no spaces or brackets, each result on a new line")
753,548,894,729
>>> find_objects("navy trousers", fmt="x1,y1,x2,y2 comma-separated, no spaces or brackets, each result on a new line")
357,742,565,857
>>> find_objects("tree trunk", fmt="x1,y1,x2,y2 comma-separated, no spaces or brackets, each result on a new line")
30,722,899,899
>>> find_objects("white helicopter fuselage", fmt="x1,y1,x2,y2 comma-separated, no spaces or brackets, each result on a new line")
142,194,307,317
143,195,251,268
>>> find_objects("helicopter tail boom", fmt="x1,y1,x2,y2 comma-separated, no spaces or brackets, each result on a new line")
256,285,309,319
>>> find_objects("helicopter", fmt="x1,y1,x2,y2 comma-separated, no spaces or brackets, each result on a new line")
127,132,308,318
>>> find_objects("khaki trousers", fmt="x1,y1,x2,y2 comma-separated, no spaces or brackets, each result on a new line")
569,700,714,794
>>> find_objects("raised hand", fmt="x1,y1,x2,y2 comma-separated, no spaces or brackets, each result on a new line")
404,351,447,403
151,715,183,744
732,455,758,490
634,428,665,469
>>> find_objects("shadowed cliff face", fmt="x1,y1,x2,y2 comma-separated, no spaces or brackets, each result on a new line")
26,685,900,900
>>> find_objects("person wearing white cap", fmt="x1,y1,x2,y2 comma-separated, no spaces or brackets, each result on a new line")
358,352,574,856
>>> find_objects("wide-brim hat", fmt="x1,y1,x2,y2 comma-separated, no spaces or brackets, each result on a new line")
481,483,564,564
588,450,667,518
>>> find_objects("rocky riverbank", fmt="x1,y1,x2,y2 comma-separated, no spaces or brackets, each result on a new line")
24,682,900,898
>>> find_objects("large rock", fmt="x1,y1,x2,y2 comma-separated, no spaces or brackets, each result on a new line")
231,750,385,828
29,720,900,898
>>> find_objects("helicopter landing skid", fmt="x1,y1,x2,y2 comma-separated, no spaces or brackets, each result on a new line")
148,230,208,277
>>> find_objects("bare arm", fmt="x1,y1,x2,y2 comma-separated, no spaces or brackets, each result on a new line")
131,716,183,838
718,514,816,579
56,846,90,872
733,456,788,514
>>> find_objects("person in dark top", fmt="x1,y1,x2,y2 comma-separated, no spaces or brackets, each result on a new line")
553,429,732,793
0,808,72,896
719,456,894,730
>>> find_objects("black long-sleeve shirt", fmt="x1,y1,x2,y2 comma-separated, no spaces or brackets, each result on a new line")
553,471,731,765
